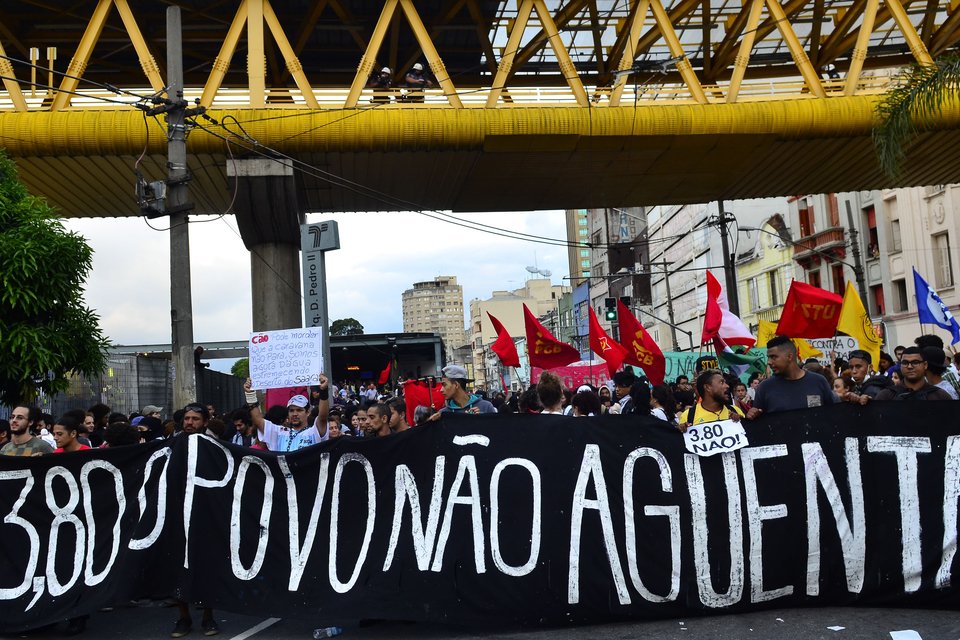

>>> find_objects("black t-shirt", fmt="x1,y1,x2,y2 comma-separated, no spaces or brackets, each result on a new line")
874,383,953,401
753,371,837,413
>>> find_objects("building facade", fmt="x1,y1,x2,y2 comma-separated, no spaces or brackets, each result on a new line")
401,275,466,360
735,214,795,333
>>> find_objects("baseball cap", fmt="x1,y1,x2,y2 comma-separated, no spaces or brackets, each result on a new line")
131,416,144,426
413,63,423,71
287,395,309,408
441,365,468,379
143,405,163,415
381,67,391,73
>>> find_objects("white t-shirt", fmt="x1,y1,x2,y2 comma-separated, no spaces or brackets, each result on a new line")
650,407,668,421
259,418,328,452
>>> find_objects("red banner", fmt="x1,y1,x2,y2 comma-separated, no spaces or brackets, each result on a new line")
531,361,613,390
401,380,444,424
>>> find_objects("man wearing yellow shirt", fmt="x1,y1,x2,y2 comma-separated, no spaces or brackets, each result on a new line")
679,370,744,430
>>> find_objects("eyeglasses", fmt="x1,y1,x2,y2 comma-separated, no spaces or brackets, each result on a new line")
900,359,925,368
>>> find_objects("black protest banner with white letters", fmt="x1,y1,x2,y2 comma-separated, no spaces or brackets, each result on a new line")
0,402,959,631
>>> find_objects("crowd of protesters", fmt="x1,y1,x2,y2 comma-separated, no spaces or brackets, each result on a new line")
2,332,957,637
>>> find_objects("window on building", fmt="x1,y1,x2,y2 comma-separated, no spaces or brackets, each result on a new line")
749,278,760,311
798,199,815,237
934,232,954,288
828,194,841,227
890,219,902,253
581,259,590,268
871,285,885,316
768,270,780,306
893,279,908,312
831,264,845,295
582,270,590,278
580,249,589,257
808,269,821,288
578,228,588,237
864,206,879,258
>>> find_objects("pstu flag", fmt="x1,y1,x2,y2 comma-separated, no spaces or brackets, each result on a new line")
776,280,843,338
616,298,665,385
487,312,520,368
913,268,960,344
588,306,628,377
522,303,580,370
837,282,882,367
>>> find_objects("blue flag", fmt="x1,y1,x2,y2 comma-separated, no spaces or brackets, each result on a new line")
913,268,960,344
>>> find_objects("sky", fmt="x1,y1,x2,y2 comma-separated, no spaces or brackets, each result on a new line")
63,209,571,353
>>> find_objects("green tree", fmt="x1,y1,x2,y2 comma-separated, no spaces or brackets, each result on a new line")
874,56,960,177
330,318,364,336
0,151,109,406
231,357,249,379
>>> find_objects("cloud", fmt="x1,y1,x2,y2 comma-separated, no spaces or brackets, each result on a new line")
64,209,570,345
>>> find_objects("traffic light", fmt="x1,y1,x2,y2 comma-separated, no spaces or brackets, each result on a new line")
604,297,617,321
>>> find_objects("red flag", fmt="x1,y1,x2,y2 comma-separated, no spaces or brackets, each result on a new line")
776,280,844,338
377,360,391,385
487,312,520,368
588,307,628,377
616,299,666,385
401,379,443,425
523,303,580,370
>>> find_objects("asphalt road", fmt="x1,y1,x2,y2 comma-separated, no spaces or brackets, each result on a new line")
2,606,957,640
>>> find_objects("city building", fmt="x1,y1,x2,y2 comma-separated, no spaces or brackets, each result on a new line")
643,198,789,351
565,209,592,287
735,214,795,333
401,275,466,361
468,278,570,388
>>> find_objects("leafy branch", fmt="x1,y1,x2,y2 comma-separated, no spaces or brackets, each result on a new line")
874,55,960,178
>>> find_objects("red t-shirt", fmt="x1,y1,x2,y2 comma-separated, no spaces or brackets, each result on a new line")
53,444,92,453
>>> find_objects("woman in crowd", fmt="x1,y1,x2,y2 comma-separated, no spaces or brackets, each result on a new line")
651,385,679,426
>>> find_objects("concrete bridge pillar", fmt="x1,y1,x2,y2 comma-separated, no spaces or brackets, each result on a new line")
227,159,304,332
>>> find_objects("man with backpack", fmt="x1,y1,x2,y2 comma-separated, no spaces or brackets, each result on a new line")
874,346,953,401
678,370,743,431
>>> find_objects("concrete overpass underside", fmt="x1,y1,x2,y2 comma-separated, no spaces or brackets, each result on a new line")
4,97,960,217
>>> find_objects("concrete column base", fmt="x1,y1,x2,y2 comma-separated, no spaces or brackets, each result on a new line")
250,242,302,332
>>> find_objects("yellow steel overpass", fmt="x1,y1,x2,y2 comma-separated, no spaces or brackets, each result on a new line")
1,0,959,215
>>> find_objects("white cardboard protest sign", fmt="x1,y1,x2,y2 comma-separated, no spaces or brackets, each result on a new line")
249,327,323,390
808,336,859,366
683,419,749,457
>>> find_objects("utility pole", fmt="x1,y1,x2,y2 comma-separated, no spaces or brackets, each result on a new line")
166,7,197,410
844,200,870,307
648,261,680,351
715,200,740,315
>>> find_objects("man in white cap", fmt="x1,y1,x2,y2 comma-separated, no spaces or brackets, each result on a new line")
432,365,496,416
367,66,393,103
243,375,331,452
142,404,163,419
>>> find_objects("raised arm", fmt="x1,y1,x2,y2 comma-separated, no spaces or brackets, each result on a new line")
313,374,330,436
244,378,266,435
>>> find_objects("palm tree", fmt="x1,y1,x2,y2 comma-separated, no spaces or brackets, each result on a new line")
873,55,960,177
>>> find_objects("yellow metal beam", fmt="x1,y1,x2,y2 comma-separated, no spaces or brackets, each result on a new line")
532,0,589,107
844,0,879,96
262,0,319,108
112,0,164,92
51,0,112,111
486,0,534,107
247,0,266,108
727,0,765,103
886,0,934,64
0,39,27,111
399,0,463,107
648,0,706,104
345,0,399,108
765,0,826,98
6,95,960,158
609,0,651,107
200,0,249,109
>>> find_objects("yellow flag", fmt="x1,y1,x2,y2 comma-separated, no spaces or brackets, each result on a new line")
837,281,881,367
756,319,778,347
794,338,824,361
757,318,823,358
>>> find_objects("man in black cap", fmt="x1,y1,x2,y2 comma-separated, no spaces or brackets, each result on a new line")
435,365,496,414
921,346,958,399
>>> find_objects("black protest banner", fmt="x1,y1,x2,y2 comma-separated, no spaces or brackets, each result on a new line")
1,402,959,631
